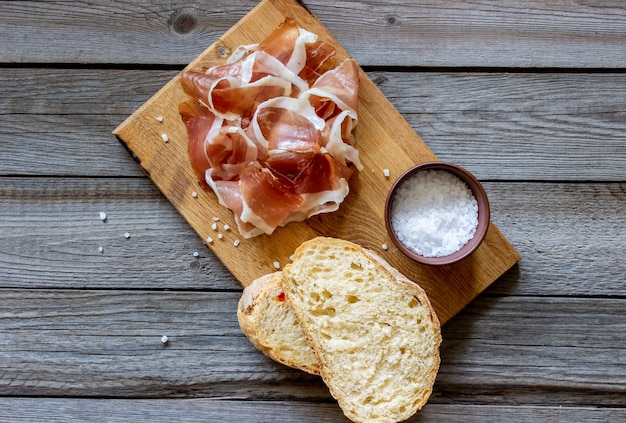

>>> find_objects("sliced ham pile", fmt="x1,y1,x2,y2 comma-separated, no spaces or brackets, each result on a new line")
179,18,362,238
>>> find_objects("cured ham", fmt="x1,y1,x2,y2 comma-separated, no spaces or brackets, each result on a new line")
179,18,361,238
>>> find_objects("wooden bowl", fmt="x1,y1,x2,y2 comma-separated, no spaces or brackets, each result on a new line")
384,162,490,266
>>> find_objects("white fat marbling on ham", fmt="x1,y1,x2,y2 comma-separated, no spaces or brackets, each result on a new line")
283,178,350,225
286,28,318,73
179,18,361,238
322,110,363,171
226,43,258,64
245,51,309,93
207,74,293,122
250,96,325,152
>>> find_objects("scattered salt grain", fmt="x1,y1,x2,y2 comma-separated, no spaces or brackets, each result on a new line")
207,236,214,244
233,239,240,247
273,261,281,270
390,169,478,257
124,232,131,239
161,335,169,344
383,169,390,178
98,246,104,253
161,133,169,142
212,216,220,222
211,222,218,230
382,243,388,251
191,191,198,198
193,251,199,257
223,224,230,231
155,116,164,123
217,233,223,239
99,211,107,221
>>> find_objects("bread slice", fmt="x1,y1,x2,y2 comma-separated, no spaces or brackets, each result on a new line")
282,237,441,423
237,272,320,375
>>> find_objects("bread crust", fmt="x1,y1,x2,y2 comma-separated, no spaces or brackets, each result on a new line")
237,237,442,423
237,272,320,375
282,237,441,423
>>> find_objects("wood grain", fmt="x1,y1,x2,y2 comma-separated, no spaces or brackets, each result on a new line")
1,399,625,423
113,0,520,324
2,1,626,68
2,0,625,420
2,68,625,181
2,178,624,295
1,289,624,405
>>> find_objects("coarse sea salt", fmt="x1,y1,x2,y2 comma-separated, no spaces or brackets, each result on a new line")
390,169,478,258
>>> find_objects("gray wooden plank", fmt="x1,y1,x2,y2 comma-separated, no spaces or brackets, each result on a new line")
0,177,238,290
437,296,626,406
1,69,625,181
376,72,626,180
1,113,144,177
483,181,626,297
1,1,625,68
0,289,624,404
0,289,326,399
2,177,624,296
1,399,625,423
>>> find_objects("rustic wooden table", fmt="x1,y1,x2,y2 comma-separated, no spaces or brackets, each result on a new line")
1,1,625,421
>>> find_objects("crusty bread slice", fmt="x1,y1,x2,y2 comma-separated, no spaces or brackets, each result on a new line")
237,272,320,375
282,237,441,423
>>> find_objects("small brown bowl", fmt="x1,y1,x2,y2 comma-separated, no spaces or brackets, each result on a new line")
384,161,490,266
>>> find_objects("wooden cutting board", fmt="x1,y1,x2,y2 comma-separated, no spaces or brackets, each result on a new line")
113,0,520,324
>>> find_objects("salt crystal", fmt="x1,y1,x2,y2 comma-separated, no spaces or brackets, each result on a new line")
98,246,104,253
217,233,223,239
273,261,281,270
383,169,390,178
192,191,197,198
193,251,199,257
207,236,214,244
99,211,107,221
211,222,218,230
390,169,478,257
161,335,169,344
155,116,164,122
382,243,388,251
223,224,230,231
233,239,240,247
161,133,169,142
212,216,220,222
124,232,131,239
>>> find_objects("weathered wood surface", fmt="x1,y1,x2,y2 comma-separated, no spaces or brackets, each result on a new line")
1,289,625,404
2,69,625,180
2,178,624,296
2,399,625,423
113,0,520,324
2,0,625,68
1,0,625,421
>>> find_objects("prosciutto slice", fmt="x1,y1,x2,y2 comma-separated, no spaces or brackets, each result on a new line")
179,18,361,238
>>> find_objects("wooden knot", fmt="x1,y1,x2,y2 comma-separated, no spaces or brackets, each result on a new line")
169,10,197,35
386,15,400,26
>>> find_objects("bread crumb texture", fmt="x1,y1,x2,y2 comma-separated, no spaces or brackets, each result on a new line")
283,237,441,423
238,272,319,375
